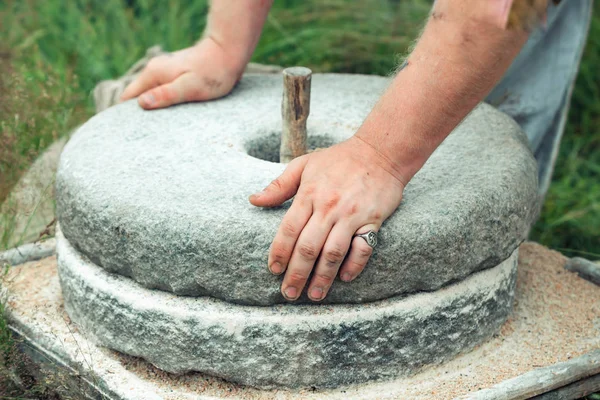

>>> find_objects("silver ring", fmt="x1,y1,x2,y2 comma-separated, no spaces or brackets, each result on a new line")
354,230,378,248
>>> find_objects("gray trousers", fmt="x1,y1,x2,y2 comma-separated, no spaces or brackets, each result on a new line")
486,0,593,199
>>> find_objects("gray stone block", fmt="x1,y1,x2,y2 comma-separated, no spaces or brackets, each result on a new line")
55,74,538,305
57,232,518,389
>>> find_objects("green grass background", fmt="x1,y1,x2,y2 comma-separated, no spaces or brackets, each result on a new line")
0,0,599,397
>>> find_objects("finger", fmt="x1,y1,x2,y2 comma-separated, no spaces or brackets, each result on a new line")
268,198,312,275
307,221,353,301
141,72,235,109
281,215,332,301
136,77,185,109
120,65,162,102
249,156,309,208
338,224,378,282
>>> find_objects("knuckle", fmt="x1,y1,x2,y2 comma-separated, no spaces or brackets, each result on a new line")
287,271,308,285
369,209,383,221
269,178,285,191
298,243,319,260
320,192,340,211
315,272,335,283
344,202,360,216
301,184,316,196
347,260,366,273
324,246,345,265
280,220,298,237
270,250,288,264
293,196,309,208
357,245,373,259
270,241,290,260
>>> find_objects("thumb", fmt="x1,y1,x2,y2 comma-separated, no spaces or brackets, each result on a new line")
249,156,309,208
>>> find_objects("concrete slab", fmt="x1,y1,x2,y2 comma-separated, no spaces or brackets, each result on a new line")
3,242,599,399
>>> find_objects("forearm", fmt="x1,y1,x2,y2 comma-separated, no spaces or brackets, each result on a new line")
355,0,530,185
204,0,273,75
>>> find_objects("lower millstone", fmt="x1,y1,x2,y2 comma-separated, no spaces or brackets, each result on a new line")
57,232,518,389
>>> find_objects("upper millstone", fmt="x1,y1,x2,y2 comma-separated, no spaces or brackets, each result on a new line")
55,74,538,306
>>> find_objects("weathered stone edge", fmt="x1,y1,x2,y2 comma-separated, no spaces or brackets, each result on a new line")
57,233,518,389
458,349,600,400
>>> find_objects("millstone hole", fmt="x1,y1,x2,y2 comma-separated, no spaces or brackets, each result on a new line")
246,132,335,163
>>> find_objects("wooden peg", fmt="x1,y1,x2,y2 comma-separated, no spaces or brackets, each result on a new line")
280,67,312,163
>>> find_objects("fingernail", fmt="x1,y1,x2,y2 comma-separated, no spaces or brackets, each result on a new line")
310,287,323,301
341,273,352,282
248,191,264,202
270,262,283,275
283,287,297,300
141,93,155,107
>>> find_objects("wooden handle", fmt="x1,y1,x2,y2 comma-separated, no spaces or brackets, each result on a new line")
280,67,312,163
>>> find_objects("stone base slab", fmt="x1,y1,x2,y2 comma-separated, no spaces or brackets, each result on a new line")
55,233,517,388
3,242,600,399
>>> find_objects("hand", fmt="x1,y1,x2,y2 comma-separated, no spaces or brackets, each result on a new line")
120,37,242,109
249,136,405,302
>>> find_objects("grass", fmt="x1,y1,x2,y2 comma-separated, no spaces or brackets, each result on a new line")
0,0,598,255
0,0,599,397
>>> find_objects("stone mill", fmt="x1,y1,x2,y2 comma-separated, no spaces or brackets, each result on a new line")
52,69,540,390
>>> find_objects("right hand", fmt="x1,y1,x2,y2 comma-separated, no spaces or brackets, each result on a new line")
120,37,243,109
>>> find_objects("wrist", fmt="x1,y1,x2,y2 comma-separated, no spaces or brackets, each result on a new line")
353,116,428,186
202,0,272,80
196,35,249,80
351,135,410,188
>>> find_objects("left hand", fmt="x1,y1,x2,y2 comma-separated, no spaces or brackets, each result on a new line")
249,136,405,302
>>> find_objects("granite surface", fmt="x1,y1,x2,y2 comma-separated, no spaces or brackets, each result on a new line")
55,73,538,305
56,232,517,389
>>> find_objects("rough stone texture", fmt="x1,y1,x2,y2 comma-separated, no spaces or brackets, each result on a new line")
55,73,538,305
4,242,600,399
56,232,517,389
